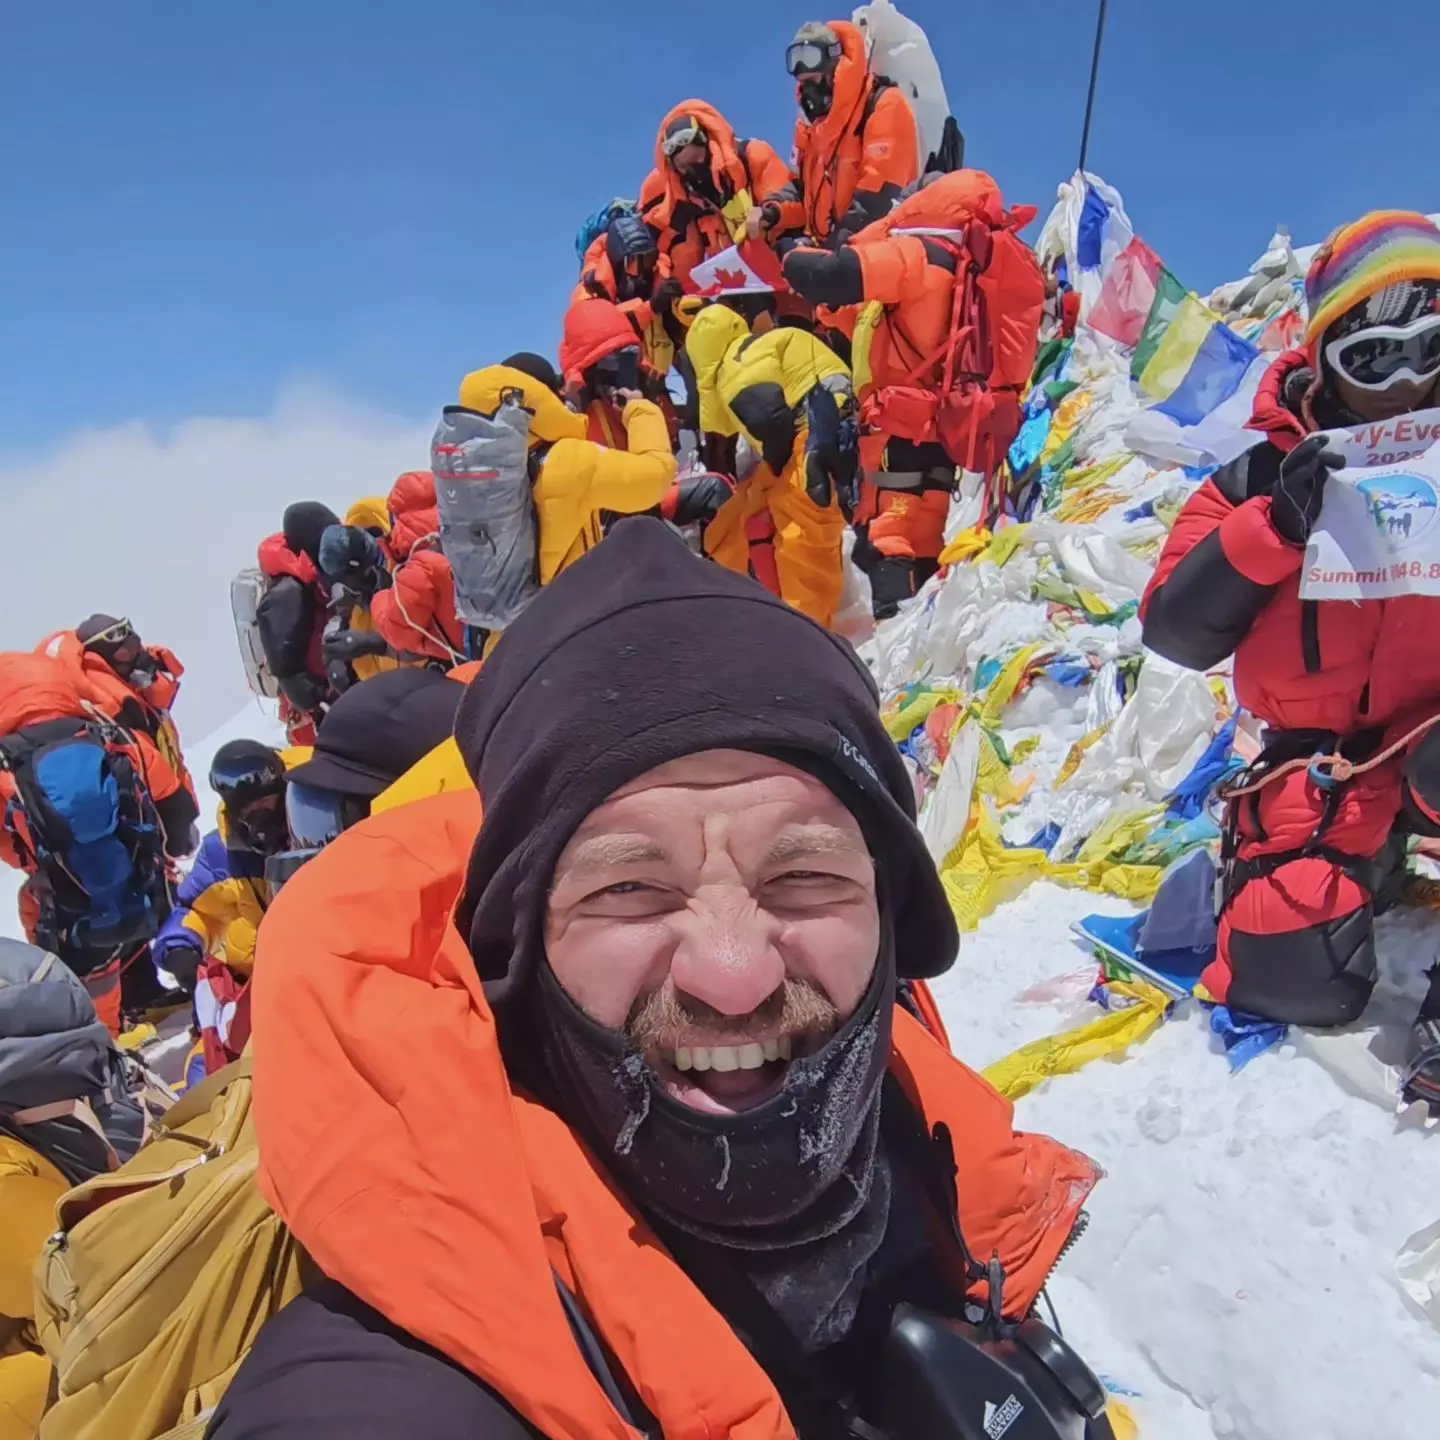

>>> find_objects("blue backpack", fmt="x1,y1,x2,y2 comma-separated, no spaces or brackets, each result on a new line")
1,718,171,973
574,197,638,263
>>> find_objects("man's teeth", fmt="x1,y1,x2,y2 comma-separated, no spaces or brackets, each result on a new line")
672,1035,793,1072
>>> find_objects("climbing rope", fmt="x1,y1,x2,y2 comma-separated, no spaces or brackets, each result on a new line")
1218,712,1440,801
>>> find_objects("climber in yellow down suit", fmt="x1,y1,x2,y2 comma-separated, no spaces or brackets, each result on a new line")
684,300,859,629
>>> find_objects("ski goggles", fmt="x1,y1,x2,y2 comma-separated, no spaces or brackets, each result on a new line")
285,781,369,850
82,616,143,665
82,616,135,649
661,118,706,159
785,39,840,75
1324,312,1440,391
209,752,284,808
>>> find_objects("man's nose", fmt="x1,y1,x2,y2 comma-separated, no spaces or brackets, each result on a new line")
669,890,785,1019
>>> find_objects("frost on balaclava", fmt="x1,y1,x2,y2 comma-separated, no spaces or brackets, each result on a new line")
536,912,896,1354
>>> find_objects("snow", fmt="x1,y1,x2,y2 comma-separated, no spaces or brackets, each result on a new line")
932,879,1440,1437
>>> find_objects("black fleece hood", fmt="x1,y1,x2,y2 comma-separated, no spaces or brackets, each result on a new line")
453,517,957,1004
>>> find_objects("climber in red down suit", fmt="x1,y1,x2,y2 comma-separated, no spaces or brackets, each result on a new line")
1141,211,1440,1103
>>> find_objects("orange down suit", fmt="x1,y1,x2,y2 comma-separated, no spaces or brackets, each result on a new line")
32,630,195,808
773,20,919,245
639,101,793,290
251,790,1098,1440
369,470,466,664
571,237,677,377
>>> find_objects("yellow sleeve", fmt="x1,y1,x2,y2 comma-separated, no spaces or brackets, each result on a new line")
187,878,251,957
771,328,850,407
0,1145,68,1320
586,399,677,514
181,906,222,956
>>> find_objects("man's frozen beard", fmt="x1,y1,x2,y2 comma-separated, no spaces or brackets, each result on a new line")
626,975,840,1067
535,923,893,1236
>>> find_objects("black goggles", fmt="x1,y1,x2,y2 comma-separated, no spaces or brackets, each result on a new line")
210,757,283,809
786,40,839,76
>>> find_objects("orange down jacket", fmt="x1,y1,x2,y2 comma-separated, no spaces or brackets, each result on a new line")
35,629,194,800
369,470,466,663
639,100,793,290
780,20,919,244
252,790,1099,1440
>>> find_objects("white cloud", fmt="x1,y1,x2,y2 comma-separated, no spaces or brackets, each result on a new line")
0,383,432,741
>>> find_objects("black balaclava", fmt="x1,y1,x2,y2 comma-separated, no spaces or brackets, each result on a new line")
454,518,958,1350
76,612,145,680
605,215,659,302
282,501,342,564
792,22,842,121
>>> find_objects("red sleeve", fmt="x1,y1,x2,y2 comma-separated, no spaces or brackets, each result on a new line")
1142,479,1297,672
370,563,437,654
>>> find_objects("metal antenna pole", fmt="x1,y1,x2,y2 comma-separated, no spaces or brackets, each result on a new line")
1077,0,1110,175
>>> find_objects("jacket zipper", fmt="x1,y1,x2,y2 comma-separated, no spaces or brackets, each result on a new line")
1037,1209,1091,1296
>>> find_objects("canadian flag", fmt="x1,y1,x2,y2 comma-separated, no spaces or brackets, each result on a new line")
688,240,789,297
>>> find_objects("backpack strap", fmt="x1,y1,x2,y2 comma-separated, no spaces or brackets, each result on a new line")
159,1052,253,1135
9,1095,122,1172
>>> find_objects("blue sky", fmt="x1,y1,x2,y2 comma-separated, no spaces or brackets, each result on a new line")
3,0,1438,452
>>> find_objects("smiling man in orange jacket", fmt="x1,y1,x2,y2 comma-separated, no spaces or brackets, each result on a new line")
210,519,1103,1440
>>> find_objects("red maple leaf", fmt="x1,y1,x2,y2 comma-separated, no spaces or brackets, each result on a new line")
714,266,749,289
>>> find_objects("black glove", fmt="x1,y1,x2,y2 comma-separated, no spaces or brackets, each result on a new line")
783,246,864,308
322,627,391,663
652,276,685,315
669,471,736,527
1270,434,1345,545
804,383,862,521
280,673,327,716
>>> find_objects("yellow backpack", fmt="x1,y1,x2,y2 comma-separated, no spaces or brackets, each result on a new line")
33,1054,310,1439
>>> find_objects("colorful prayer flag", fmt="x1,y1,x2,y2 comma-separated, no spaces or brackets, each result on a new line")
1136,292,1260,428
1089,238,1163,349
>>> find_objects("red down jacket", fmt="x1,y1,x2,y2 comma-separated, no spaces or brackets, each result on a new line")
1142,348,1440,736
370,471,465,664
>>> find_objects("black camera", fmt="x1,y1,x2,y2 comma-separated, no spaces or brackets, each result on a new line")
881,1303,1114,1440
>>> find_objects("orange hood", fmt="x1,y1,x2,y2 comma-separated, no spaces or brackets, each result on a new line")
386,469,440,560
559,298,640,389
253,792,1098,1440
799,20,870,141
650,99,750,223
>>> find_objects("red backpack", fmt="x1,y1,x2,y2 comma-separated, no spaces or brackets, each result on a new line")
860,172,1045,490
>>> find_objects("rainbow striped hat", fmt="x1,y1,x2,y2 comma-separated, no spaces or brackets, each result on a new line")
1304,210,1440,346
